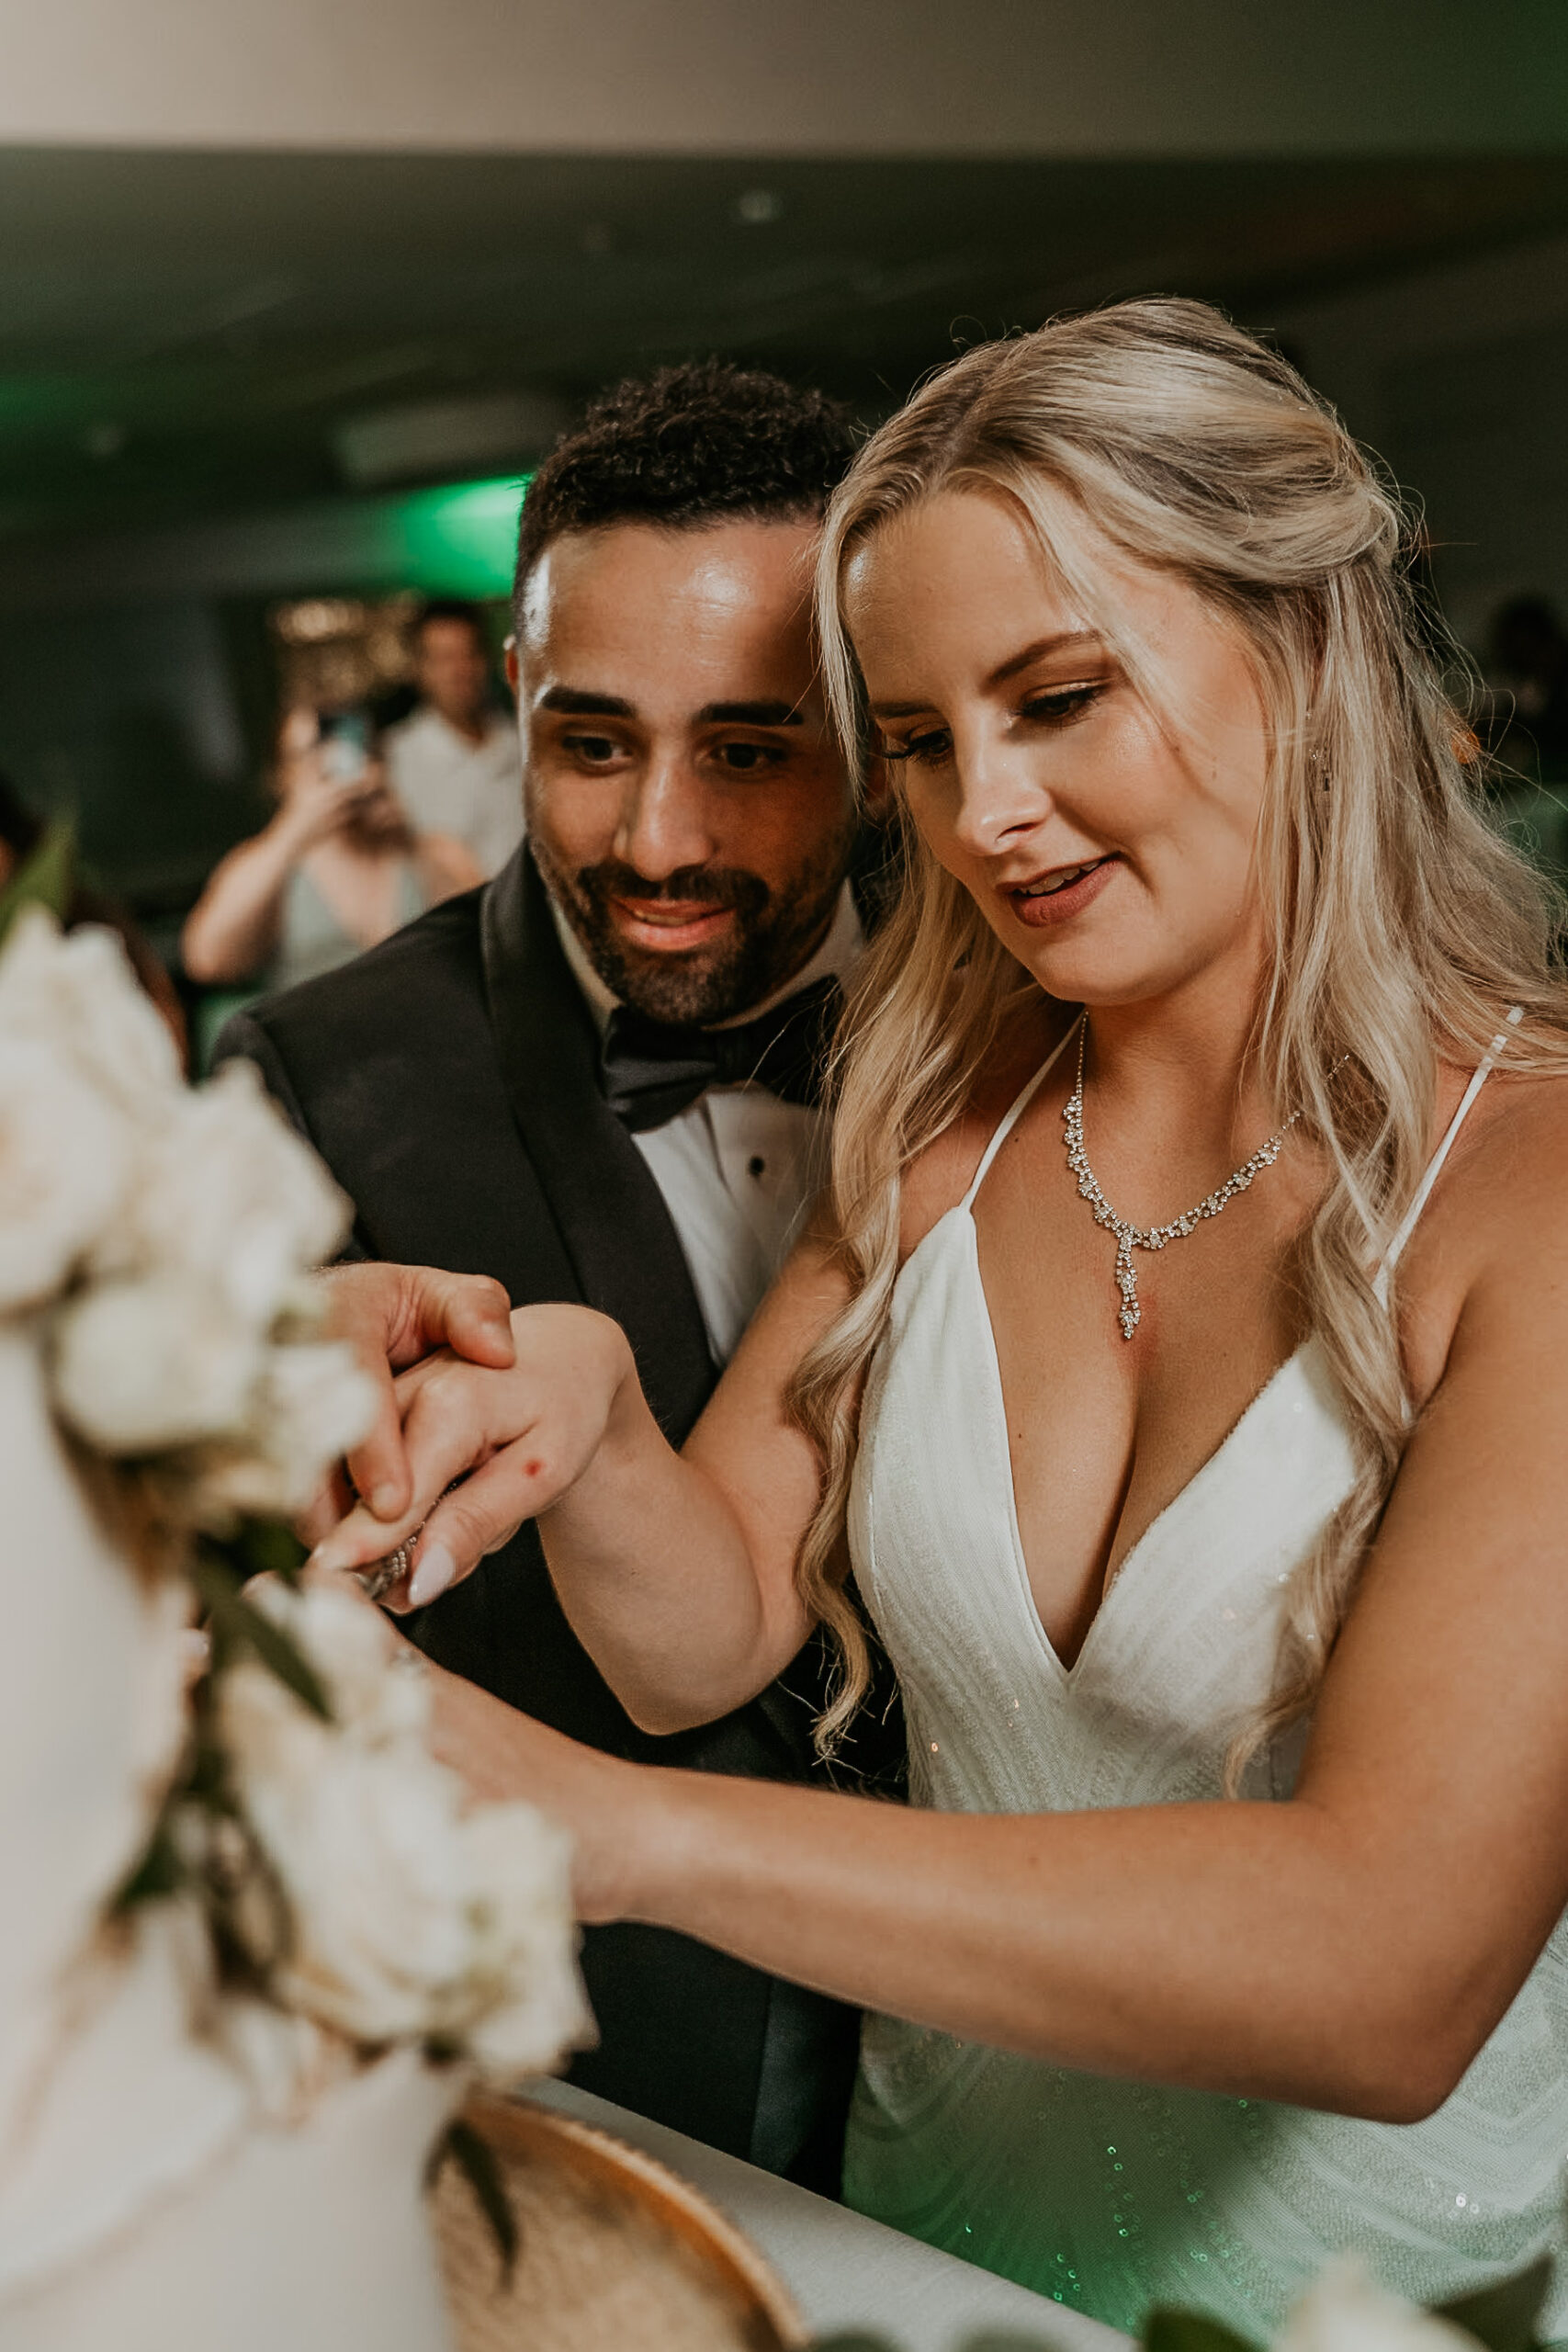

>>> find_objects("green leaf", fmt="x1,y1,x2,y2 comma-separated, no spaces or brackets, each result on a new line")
1144,2311,1263,2352
223,1518,309,1589
188,1553,332,1721
112,1819,186,1910
431,2118,518,2285
0,820,73,945
229,1599,332,1721
1435,2255,1554,2352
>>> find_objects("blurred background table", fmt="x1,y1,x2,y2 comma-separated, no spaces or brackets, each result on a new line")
527,2079,1128,2352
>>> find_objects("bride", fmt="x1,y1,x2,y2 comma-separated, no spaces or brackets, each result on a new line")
314,299,1568,2339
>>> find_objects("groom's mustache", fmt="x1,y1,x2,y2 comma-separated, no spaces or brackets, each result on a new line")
578,861,772,918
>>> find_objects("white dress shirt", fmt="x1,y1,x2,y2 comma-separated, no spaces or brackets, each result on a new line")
384,706,525,878
553,888,864,1366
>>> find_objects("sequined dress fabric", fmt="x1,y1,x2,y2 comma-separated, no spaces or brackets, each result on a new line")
841,1042,1568,2341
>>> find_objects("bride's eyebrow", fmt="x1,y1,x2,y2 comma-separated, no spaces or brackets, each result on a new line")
869,629,1108,720
987,629,1105,688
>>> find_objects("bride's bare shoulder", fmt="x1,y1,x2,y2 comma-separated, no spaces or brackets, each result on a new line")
897,996,1070,1261
1434,1053,1568,1237
1401,1046,1568,1398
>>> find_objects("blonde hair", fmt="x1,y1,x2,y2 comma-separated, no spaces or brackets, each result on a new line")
790,297,1568,1771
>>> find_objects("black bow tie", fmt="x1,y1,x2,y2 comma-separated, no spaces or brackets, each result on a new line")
600,976,841,1134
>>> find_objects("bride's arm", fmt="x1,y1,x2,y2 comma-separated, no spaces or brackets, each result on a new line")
310,1233,854,1730
430,1242,1568,2118
422,1110,1568,2122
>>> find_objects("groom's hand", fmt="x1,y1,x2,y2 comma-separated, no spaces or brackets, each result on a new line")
309,1303,634,1613
305,1263,515,1539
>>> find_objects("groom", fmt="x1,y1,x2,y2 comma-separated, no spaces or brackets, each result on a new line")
216,362,895,2192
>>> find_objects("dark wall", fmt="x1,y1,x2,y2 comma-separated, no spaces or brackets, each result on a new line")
0,594,275,936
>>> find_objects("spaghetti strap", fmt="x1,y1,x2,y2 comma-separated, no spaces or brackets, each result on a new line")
961,1013,1085,1212
1373,1005,1523,1304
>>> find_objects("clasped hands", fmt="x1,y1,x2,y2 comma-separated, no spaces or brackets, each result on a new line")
306,1261,632,1611
299,1261,656,1918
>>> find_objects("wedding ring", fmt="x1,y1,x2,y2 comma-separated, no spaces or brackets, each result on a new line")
352,1489,448,1605
355,1540,414,1604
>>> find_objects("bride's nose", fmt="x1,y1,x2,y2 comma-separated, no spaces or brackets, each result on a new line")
950,734,1051,858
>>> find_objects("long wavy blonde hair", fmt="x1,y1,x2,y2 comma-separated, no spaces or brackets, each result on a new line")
789,296,1568,1772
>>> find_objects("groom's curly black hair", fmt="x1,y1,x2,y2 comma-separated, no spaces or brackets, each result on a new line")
511,360,856,620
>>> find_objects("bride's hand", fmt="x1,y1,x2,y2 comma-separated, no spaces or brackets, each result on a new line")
423,1658,652,1925
309,1302,636,1611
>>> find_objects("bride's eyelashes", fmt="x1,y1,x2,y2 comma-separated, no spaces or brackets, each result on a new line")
878,680,1108,767
878,726,951,768
1020,680,1106,729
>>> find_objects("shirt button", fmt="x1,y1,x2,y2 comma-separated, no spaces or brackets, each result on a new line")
748,1155,766,1179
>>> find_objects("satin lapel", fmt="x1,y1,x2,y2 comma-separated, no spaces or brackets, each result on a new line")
480,850,716,1442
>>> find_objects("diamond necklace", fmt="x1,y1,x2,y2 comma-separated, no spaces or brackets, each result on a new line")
1062,1014,1306,1341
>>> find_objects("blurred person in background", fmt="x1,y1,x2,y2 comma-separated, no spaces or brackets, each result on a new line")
182,707,474,995
0,764,186,1060
383,597,524,878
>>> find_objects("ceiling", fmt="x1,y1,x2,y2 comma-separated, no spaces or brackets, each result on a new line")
5,144,1568,548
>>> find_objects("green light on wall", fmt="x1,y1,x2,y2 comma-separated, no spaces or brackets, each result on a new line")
389,473,534,598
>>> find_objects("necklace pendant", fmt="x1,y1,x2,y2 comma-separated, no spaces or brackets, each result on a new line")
1115,1238,1141,1340
1064,1011,1309,1345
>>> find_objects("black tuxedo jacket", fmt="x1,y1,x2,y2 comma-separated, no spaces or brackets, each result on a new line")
215,846,897,2191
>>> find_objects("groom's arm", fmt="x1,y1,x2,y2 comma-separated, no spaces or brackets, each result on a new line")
212,1004,313,1142
215,1009,368,1269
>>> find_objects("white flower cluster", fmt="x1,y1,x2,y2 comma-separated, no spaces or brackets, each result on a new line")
217,1582,591,2079
0,911,588,2114
0,912,374,1513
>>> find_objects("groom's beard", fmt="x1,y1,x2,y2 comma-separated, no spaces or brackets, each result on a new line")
533,839,849,1027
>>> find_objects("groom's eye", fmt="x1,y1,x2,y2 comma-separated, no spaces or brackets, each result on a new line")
713,739,788,775
561,731,624,766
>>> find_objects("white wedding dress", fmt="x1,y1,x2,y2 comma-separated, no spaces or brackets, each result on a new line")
842,1024,1568,2341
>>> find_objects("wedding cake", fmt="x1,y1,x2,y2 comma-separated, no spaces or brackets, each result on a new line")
0,913,590,2351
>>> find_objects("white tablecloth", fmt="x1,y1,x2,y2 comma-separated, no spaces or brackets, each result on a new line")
528,2078,1128,2352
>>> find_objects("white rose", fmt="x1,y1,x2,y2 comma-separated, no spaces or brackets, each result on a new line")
96,1062,350,1321
248,1747,588,2064
218,1585,588,2071
0,1038,136,1310
51,1270,265,1453
196,1340,377,1520
0,910,181,1124
226,1689,478,2044
246,1577,426,1747
1278,2259,1479,2352
219,1600,473,2042
217,1645,335,1799
457,1803,592,2081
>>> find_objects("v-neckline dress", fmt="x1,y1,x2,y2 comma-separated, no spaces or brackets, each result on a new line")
842,1020,1568,2342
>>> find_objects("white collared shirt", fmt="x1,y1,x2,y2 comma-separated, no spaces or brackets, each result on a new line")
552,887,863,1366
384,706,525,877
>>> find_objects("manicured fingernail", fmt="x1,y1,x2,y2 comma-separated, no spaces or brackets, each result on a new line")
370,1483,402,1518
407,1542,456,1609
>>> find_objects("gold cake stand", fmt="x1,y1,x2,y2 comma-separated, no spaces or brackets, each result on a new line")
434,2091,809,2352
